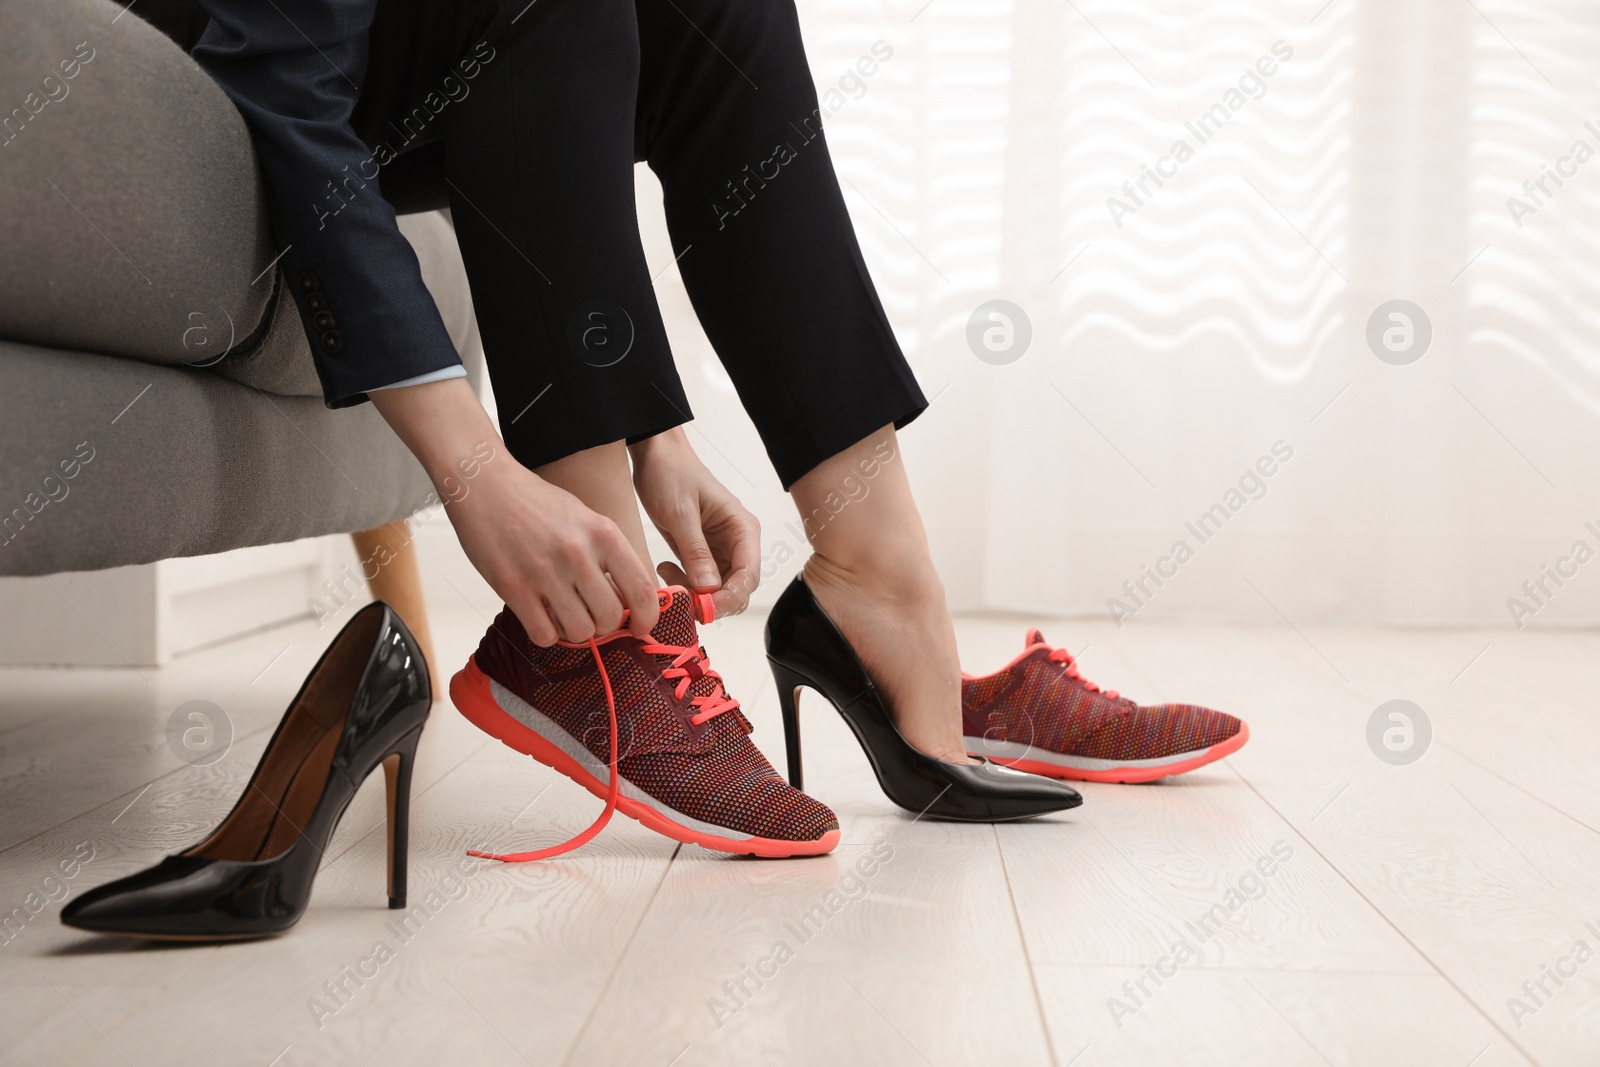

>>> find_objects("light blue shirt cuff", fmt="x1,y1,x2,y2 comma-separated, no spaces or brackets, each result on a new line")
367,365,469,392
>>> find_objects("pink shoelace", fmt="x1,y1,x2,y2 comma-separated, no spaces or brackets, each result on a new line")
641,638,741,726
1045,644,1120,701
468,634,620,864
468,591,728,864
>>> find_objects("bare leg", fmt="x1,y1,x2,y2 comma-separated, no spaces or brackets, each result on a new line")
791,425,974,764
533,440,653,573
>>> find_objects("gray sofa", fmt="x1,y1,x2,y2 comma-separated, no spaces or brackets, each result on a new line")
0,0,479,578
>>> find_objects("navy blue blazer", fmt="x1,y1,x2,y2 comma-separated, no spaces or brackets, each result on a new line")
193,0,461,407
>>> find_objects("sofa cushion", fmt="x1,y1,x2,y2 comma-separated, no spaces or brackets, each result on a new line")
0,0,275,367
0,339,437,578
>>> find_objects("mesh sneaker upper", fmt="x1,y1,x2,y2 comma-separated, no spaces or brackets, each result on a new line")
474,589,838,843
962,631,1241,761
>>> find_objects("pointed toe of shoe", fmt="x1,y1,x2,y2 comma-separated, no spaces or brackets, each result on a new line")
976,761,1084,815
59,856,292,941
58,885,116,933
59,868,181,936
922,760,1083,821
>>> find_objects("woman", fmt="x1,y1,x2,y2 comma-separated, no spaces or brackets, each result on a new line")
63,0,1247,937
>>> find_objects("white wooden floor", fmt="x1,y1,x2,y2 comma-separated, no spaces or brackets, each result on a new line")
1,604,1596,1067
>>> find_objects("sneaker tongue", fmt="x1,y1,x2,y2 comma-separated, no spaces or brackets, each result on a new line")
1025,628,1047,648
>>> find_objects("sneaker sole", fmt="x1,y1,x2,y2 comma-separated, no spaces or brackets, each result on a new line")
452,658,839,858
965,721,1250,784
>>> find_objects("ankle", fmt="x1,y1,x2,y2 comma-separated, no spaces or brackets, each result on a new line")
803,550,945,612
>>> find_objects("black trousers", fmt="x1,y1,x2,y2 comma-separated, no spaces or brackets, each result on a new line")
329,0,925,489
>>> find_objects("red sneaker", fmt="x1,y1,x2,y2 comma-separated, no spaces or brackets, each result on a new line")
451,587,840,858
962,629,1248,783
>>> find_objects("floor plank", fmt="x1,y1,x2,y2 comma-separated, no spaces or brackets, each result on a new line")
564,841,1055,1066
999,771,1427,972
1033,968,1533,1067
1098,619,1600,1067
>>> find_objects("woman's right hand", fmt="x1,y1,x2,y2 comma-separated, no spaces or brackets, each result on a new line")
447,459,660,645
369,376,659,645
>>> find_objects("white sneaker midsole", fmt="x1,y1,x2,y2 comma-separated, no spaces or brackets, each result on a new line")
490,678,756,842
963,735,1211,771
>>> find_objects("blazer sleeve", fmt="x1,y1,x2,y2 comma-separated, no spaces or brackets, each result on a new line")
192,0,463,407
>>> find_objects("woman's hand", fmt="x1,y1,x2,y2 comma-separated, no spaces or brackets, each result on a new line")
448,461,659,644
629,427,761,616
370,376,659,644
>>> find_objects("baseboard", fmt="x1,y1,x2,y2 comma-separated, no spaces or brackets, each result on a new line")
0,538,347,667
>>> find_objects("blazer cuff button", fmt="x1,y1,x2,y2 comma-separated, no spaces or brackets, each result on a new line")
321,331,343,354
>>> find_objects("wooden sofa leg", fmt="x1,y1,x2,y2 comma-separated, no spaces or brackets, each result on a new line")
351,519,441,699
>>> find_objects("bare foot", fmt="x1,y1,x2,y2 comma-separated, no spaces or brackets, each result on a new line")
802,554,977,764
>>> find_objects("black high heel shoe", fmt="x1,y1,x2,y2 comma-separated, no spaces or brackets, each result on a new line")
765,577,1082,821
61,602,431,941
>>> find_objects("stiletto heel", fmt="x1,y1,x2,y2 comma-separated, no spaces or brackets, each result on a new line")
62,602,432,941
771,660,809,790
383,726,423,910
765,577,1082,821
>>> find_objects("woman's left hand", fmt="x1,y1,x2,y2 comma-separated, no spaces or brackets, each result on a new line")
630,427,762,616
